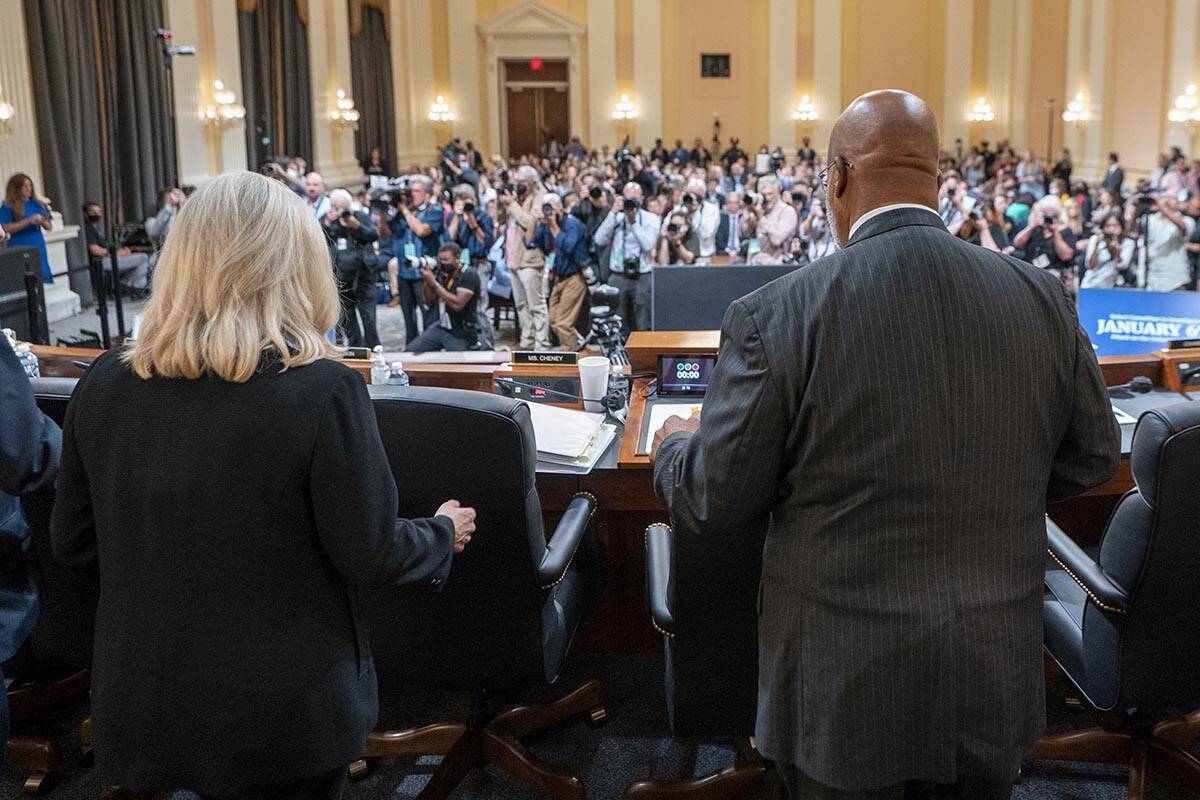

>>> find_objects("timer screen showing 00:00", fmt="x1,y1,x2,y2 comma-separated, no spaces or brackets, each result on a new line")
661,356,715,393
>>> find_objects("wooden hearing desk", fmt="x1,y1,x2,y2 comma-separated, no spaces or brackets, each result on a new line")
26,339,1191,652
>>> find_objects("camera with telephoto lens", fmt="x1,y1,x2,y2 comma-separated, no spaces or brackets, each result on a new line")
368,176,417,210
462,202,475,216
407,254,449,280
622,197,640,213
666,222,680,236
589,186,603,200
542,203,555,218
1133,193,1157,218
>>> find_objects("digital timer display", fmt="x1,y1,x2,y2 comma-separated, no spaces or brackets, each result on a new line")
657,354,716,396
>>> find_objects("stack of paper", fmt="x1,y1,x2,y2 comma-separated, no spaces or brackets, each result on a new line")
521,402,611,474
537,424,618,474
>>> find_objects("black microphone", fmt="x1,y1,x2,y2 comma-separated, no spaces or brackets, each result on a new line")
1107,375,1153,398
493,377,626,413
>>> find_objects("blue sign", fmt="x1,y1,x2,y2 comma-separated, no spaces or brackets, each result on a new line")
1078,288,1200,356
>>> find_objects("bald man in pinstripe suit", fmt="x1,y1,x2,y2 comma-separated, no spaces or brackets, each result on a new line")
651,91,1120,799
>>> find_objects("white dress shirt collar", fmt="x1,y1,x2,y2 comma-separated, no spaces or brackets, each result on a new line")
848,203,941,240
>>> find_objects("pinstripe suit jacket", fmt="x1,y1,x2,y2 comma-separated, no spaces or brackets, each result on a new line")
653,207,1120,790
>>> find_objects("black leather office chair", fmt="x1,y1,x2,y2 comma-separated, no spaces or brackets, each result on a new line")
1038,402,1200,798
357,386,603,800
4,377,99,794
626,522,780,800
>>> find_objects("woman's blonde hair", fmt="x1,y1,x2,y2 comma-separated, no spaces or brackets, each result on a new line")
124,171,342,382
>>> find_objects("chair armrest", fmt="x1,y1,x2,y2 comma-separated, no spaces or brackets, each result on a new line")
644,523,674,637
1045,517,1128,614
538,492,595,588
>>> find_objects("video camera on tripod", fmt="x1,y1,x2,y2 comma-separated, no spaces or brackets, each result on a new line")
577,283,628,366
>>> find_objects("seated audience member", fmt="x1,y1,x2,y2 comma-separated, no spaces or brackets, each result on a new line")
50,171,476,800
322,188,380,348
408,242,481,352
83,201,151,294
714,190,748,258
0,333,61,750
1013,196,1078,291
1080,213,1136,288
656,211,698,265
748,174,799,264
649,89,1118,800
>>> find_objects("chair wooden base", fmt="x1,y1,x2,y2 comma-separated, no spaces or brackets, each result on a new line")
4,668,90,796
624,738,781,800
354,678,605,800
1032,708,1200,799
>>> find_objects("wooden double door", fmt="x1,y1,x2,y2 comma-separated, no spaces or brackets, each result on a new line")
504,60,569,159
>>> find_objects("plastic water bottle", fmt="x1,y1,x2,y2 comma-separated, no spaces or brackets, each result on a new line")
387,361,410,387
16,344,40,379
607,363,628,405
370,345,389,385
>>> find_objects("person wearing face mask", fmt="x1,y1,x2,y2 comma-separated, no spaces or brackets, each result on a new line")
83,201,152,294
1080,213,1136,289
1140,193,1195,292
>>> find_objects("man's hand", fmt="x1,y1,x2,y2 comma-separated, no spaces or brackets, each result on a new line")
117,246,132,257
343,214,360,230
650,413,701,464
436,499,477,553
169,188,185,208
324,209,340,225
453,199,465,215
420,266,437,285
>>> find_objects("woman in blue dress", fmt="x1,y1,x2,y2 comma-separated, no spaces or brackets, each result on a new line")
1,173,54,283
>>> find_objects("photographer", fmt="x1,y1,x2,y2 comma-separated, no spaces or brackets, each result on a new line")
1013,197,1078,291
1080,213,1136,289
593,182,660,332
678,178,719,258
446,185,494,261
499,165,550,350
408,243,480,353
801,196,837,261
747,175,798,265
1139,192,1195,292
937,175,967,234
656,212,698,265
441,140,480,192
145,186,186,247
958,198,1012,254
388,176,443,344
322,189,380,348
526,194,589,350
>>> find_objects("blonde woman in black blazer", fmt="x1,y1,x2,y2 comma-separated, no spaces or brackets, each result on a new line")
50,171,476,800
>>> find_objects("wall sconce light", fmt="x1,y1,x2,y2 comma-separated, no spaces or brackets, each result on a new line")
428,95,455,124
966,96,995,123
202,80,245,130
330,89,360,130
611,94,638,122
1168,84,1200,128
1061,92,1090,124
792,95,818,123
0,84,15,138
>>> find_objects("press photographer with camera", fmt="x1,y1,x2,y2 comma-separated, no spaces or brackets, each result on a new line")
593,182,660,332
407,242,480,353
656,212,698,265
446,185,494,260
386,176,443,344
322,189,380,348
524,194,589,350
1013,197,1078,290
1136,190,1195,292
676,178,719,258
1080,213,1136,289
957,197,1012,254
747,175,799,265
499,165,550,350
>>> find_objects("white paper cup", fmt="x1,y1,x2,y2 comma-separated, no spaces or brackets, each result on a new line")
578,356,611,413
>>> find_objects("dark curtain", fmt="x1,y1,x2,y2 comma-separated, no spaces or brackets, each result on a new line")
21,0,105,299
350,3,395,170
239,0,313,169
95,0,178,224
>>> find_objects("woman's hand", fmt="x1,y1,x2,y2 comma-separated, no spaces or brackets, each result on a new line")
436,500,477,553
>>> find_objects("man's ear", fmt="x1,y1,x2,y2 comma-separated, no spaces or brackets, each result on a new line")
833,162,849,201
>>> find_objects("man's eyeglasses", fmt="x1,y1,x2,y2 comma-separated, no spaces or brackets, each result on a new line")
818,157,854,192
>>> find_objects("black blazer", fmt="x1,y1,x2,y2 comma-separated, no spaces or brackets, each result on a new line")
50,351,454,795
1102,166,1125,195
654,207,1119,790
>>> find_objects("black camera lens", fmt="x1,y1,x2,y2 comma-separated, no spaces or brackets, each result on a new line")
340,210,352,220
589,186,602,199
542,203,554,217
666,223,679,235
623,198,639,212
463,202,474,215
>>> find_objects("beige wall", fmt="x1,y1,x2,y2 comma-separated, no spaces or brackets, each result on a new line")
2,0,1196,191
